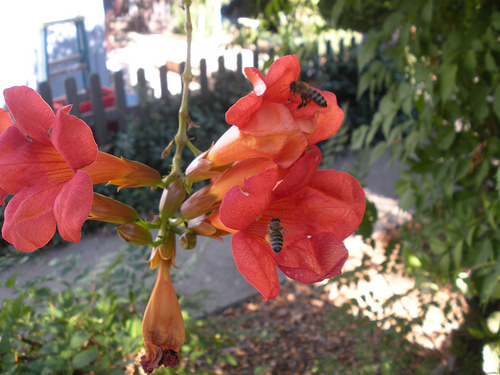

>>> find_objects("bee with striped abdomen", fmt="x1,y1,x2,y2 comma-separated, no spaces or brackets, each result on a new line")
267,213,284,253
289,81,327,109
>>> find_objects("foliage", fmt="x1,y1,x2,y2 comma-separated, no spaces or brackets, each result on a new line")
344,0,500,370
0,247,151,374
318,0,401,32
0,245,237,374
227,0,328,60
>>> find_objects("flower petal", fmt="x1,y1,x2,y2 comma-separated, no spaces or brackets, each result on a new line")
0,187,8,205
0,126,69,193
209,157,276,200
277,232,348,284
244,67,266,95
262,54,301,100
212,104,308,168
53,171,93,243
231,231,281,300
0,108,14,133
308,169,366,239
219,167,278,231
2,185,58,251
51,106,97,170
306,91,344,145
270,169,365,240
225,55,301,128
225,92,263,128
3,86,54,144
271,145,322,201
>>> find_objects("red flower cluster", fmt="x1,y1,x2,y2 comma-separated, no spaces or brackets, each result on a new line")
183,55,365,300
0,87,161,252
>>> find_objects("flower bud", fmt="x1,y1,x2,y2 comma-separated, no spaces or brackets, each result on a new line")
141,257,185,373
179,232,197,249
82,152,162,190
188,213,231,240
159,180,186,219
116,222,153,245
185,148,228,182
88,193,139,224
116,157,163,189
180,185,218,219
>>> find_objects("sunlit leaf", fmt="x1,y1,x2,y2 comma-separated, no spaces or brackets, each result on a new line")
71,347,98,369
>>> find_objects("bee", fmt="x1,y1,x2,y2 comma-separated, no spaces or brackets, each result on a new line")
267,213,284,253
289,81,327,109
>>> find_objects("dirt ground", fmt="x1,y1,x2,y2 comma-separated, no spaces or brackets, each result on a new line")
173,228,463,375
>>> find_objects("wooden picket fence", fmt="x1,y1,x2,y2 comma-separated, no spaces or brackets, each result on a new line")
36,50,257,146
36,39,355,146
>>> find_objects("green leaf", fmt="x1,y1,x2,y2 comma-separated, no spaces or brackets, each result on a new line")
481,250,500,303
365,114,382,145
420,0,433,25
439,63,458,103
493,85,500,122
453,240,463,270
71,347,98,369
370,142,389,164
436,127,456,150
462,50,477,75
351,125,369,150
357,33,383,72
455,158,472,182
399,188,415,210
485,51,498,73
476,240,494,267
46,306,64,319
496,166,500,198
492,12,500,30
69,331,90,350
5,273,16,288
429,237,448,255
358,71,373,99
220,354,238,366
407,254,422,268
468,327,485,339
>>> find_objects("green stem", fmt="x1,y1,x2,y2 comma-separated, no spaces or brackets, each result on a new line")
136,220,161,231
168,0,196,181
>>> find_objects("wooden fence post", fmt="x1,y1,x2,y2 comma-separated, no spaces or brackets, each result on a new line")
199,58,209,97
89,73,108,145
113,70,127,132
37,81,53,111
326,40,332,57
339,38,345,59
159,65,169,99
217,55,226,76
236,53,243,80
136,68,148,108
64,77,81,117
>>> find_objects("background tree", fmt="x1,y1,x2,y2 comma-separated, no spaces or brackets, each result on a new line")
325,0,500,371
